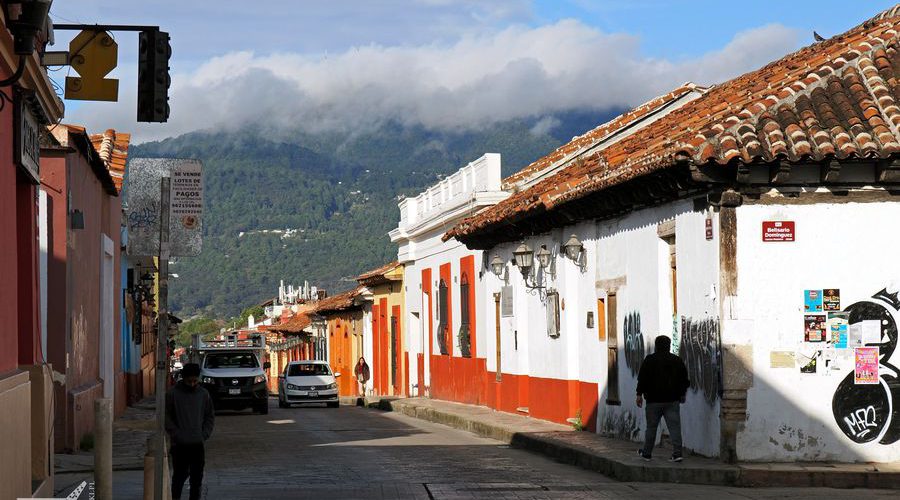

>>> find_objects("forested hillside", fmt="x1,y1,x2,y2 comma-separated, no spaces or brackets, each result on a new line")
131,110,620,317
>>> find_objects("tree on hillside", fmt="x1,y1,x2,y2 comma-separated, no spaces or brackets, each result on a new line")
175,317,222,347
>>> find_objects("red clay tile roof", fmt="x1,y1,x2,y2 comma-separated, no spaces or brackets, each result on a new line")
356,261,400,286
269,312,311,334
502,83,708,190
49,124,119,196
448,5,900,243
313,287,364,315
90,129,131,192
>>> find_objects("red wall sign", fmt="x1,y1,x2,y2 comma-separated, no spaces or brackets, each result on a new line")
762,221,795,242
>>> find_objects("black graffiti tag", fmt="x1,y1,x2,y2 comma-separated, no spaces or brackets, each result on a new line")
623,312,644,377
831,290,900,446
127,206,158,230
680,317,721,405
843,405,879,439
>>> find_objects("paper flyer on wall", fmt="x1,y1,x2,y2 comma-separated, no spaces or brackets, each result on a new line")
798,345,819,374
848,323,864,348
854,347,879,384
861,320,882,344
828,312,849,349
819,348,840,376
804,314,826,342
823,289,841,311
804,290,824,312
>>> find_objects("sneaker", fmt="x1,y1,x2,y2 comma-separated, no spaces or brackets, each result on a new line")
637,449,651,461
669,453,683,462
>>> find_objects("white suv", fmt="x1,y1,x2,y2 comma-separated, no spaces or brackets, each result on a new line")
278,360,340,408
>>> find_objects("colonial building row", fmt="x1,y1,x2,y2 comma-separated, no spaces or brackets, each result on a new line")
0,8,162,497
328,5,900,465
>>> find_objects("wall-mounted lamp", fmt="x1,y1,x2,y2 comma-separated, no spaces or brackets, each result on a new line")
563,234,583,262
70,209,84,230
513,242,552,291
490,255,505,277
512,243,533,271
4,0,52,56
536,245,552,270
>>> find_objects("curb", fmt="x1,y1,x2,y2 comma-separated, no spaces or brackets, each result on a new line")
368,398,900,489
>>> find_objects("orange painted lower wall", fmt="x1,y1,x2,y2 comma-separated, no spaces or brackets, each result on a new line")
429,354,598,432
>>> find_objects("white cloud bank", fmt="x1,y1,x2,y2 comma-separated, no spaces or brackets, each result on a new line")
67,20,800,143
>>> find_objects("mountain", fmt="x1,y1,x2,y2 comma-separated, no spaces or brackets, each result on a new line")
130,110,623,318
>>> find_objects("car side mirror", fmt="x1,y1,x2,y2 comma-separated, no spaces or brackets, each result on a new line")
334,372,341,378
263,362,271,369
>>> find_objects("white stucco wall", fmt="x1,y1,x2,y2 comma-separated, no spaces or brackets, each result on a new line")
478,199,722,454
733,199,900,462
589,200,720,455
360,305,375,395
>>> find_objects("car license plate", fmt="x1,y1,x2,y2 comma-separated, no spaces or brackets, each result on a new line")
308,391,318,397
229,388,240,395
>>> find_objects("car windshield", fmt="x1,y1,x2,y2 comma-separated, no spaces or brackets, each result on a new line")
288,364,331,377
204,353,258,369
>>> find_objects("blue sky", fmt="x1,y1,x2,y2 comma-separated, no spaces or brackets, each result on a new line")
48,1,898,142
531,0,896,59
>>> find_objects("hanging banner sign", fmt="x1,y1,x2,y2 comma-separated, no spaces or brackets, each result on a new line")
14,92,42,184
762,220,795,242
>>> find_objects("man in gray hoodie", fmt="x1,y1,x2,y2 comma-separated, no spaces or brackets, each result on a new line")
166,362,215,500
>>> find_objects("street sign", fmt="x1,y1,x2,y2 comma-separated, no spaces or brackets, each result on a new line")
171,162,203,230
762,220,795,242
14,90,42,184
125,158,203,256
65,30,119,101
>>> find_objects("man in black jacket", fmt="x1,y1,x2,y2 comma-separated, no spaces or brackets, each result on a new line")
636,335,690,462
166,362,215,500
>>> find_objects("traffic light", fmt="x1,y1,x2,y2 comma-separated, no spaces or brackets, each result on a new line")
137,29,171,123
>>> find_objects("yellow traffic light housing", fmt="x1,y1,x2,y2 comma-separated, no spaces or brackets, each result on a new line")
65,30,119,101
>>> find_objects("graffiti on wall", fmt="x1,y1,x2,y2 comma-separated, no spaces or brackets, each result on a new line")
671,315,681,355
831,289,900,445
600,409,641,441
623,312,645,376
679,317,721,405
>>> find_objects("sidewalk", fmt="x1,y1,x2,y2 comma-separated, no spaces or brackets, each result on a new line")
55,398,155,475
361,397,900,489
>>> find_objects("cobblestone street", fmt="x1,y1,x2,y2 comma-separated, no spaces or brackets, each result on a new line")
55,400,900,499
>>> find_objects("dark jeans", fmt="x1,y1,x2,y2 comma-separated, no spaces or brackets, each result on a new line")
641,401,683,457
171,442,205,500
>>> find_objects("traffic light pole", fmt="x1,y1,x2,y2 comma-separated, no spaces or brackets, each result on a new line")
54,24,172,123
52,24,160,32
154,177,171,500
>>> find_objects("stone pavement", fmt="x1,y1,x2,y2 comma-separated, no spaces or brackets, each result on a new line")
54,399,155,497
55,398,155,475
52,398,900,499
364,397,900,490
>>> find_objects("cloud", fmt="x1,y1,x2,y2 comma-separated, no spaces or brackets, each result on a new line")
66,20,800,143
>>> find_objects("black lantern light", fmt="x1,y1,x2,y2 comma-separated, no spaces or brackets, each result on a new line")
563,234,583,262
512,243,533,271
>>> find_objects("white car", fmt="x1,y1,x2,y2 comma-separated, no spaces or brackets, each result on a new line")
278,360,340,408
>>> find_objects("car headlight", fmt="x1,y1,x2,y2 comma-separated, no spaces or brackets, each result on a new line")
286,383,298,390
202,377,213,384
254,375,266,384
328,382,337,390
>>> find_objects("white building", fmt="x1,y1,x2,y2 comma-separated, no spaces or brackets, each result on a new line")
444,10,900,463
390,153,508,398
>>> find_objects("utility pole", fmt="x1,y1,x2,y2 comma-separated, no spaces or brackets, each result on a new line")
154,177,171,500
